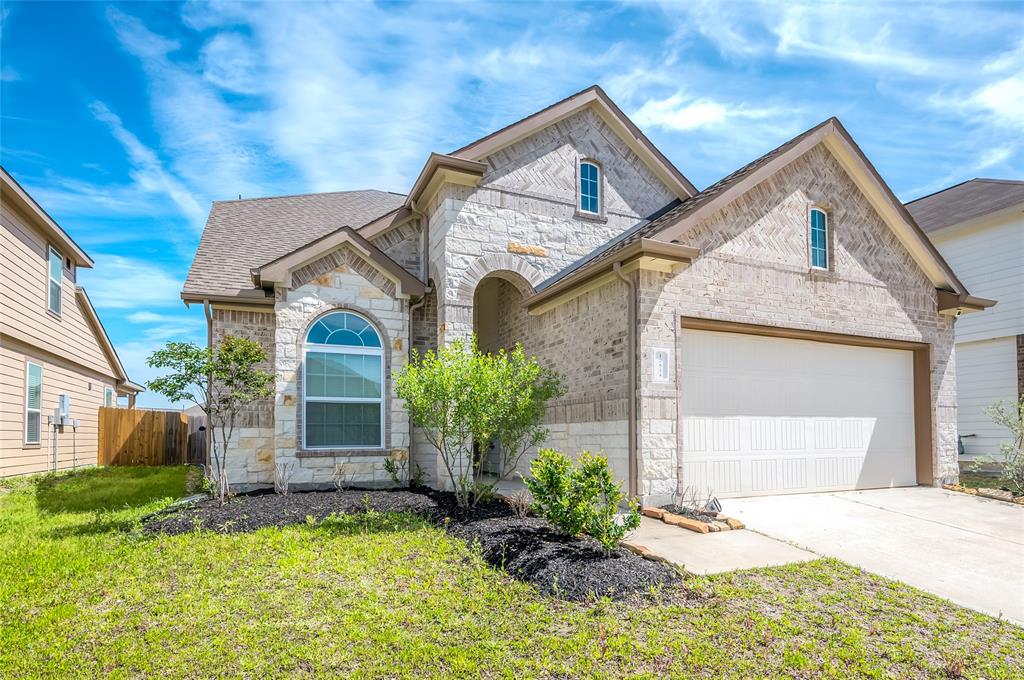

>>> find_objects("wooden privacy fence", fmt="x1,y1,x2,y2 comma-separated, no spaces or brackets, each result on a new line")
98,407,207,466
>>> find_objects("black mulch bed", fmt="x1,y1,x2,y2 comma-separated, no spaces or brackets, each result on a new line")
143,487,680,601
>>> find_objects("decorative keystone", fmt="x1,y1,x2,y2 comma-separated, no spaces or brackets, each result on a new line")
507,241,548,257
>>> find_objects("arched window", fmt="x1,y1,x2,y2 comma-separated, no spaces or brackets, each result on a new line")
809,207,829,270
579,161,600,214
303,311,384,449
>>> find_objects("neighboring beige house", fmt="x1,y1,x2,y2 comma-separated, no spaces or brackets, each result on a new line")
183,86,993,503
1,167,143,477
908,179,1023,461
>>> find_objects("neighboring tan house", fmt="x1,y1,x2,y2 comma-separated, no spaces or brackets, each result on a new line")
1,167,143,477
908,179,1023,462
182,86,992,504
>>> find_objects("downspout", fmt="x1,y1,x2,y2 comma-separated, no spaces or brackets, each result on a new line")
613,262,639,500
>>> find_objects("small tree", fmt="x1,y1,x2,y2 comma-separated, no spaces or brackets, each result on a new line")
984,397,1024,495
394,336,563,507
147,336,274,504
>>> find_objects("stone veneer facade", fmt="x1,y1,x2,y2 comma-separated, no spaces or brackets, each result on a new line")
209,109,961,501
412,107,674,486
273,245,411,488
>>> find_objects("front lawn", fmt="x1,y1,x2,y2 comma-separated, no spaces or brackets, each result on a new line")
1,467,1021,678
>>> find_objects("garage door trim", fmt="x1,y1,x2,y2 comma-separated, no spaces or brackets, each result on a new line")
679,316,934,486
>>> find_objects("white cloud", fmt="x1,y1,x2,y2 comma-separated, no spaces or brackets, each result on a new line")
632,92,786,132
77,254,183,310
632,90,791,134
89,101,207,225
200,32,263,95
969,75,1024,132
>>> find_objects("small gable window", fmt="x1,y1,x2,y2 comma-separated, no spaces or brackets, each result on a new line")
303,311,384,449
809,207,829,270
48,246,62,315
579,161,600,214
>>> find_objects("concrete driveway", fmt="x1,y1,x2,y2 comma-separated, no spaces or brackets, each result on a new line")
723,486,1024,625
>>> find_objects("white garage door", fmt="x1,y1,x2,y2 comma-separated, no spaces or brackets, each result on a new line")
681,329,917,498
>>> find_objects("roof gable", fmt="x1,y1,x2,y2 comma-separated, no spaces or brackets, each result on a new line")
1,166,93,268
258,226,425,298
451,85,698,199
532,118,993,314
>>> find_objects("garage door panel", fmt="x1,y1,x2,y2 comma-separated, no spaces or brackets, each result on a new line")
681,329,917,497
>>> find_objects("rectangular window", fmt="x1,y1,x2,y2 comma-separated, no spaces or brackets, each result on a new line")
810,208,828,270
579,162,600,214
25,362,42,444
304,348,383,448
104,387,115,408
48,247,62,315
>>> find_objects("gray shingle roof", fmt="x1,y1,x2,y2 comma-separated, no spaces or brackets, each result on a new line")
182,189,406,299
906,178,1024,233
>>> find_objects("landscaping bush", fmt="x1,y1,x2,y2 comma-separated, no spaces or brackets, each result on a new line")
526,449,641,554
981,396,1024,495
395,336,563,507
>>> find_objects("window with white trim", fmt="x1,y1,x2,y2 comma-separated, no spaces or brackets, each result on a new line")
48,247,62,315
104,387,115,408
579,161,600,214
303,311,384,449
25,362,42,444
809,207,829,270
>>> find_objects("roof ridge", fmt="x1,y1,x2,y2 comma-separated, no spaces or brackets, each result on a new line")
214,188,406,205
973,177,1024,185
449,84,600,156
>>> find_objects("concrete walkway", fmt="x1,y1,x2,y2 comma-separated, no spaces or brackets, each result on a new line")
629,516,817,575
723,487,1024,625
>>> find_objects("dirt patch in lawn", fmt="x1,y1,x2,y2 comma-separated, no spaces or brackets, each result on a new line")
143,487,679,601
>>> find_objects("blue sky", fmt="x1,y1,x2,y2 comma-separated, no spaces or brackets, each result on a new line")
2,1,1022,408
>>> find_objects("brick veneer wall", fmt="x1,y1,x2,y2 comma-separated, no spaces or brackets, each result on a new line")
636,144,958,503
371,220,423,277
472,273,632,482
211,308,276,486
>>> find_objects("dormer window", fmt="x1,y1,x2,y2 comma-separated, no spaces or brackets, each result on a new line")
579,161,600,215
809,207,829,270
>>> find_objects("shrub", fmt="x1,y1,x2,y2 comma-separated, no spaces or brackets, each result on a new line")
395,336,563,507
981,397,1024,495
577,453,641,553
526,449,641,554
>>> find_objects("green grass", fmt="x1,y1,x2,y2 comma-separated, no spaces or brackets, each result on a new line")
1,468,1021,678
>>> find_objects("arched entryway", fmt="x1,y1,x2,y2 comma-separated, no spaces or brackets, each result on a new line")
473,271,534,355
472,269,536,475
